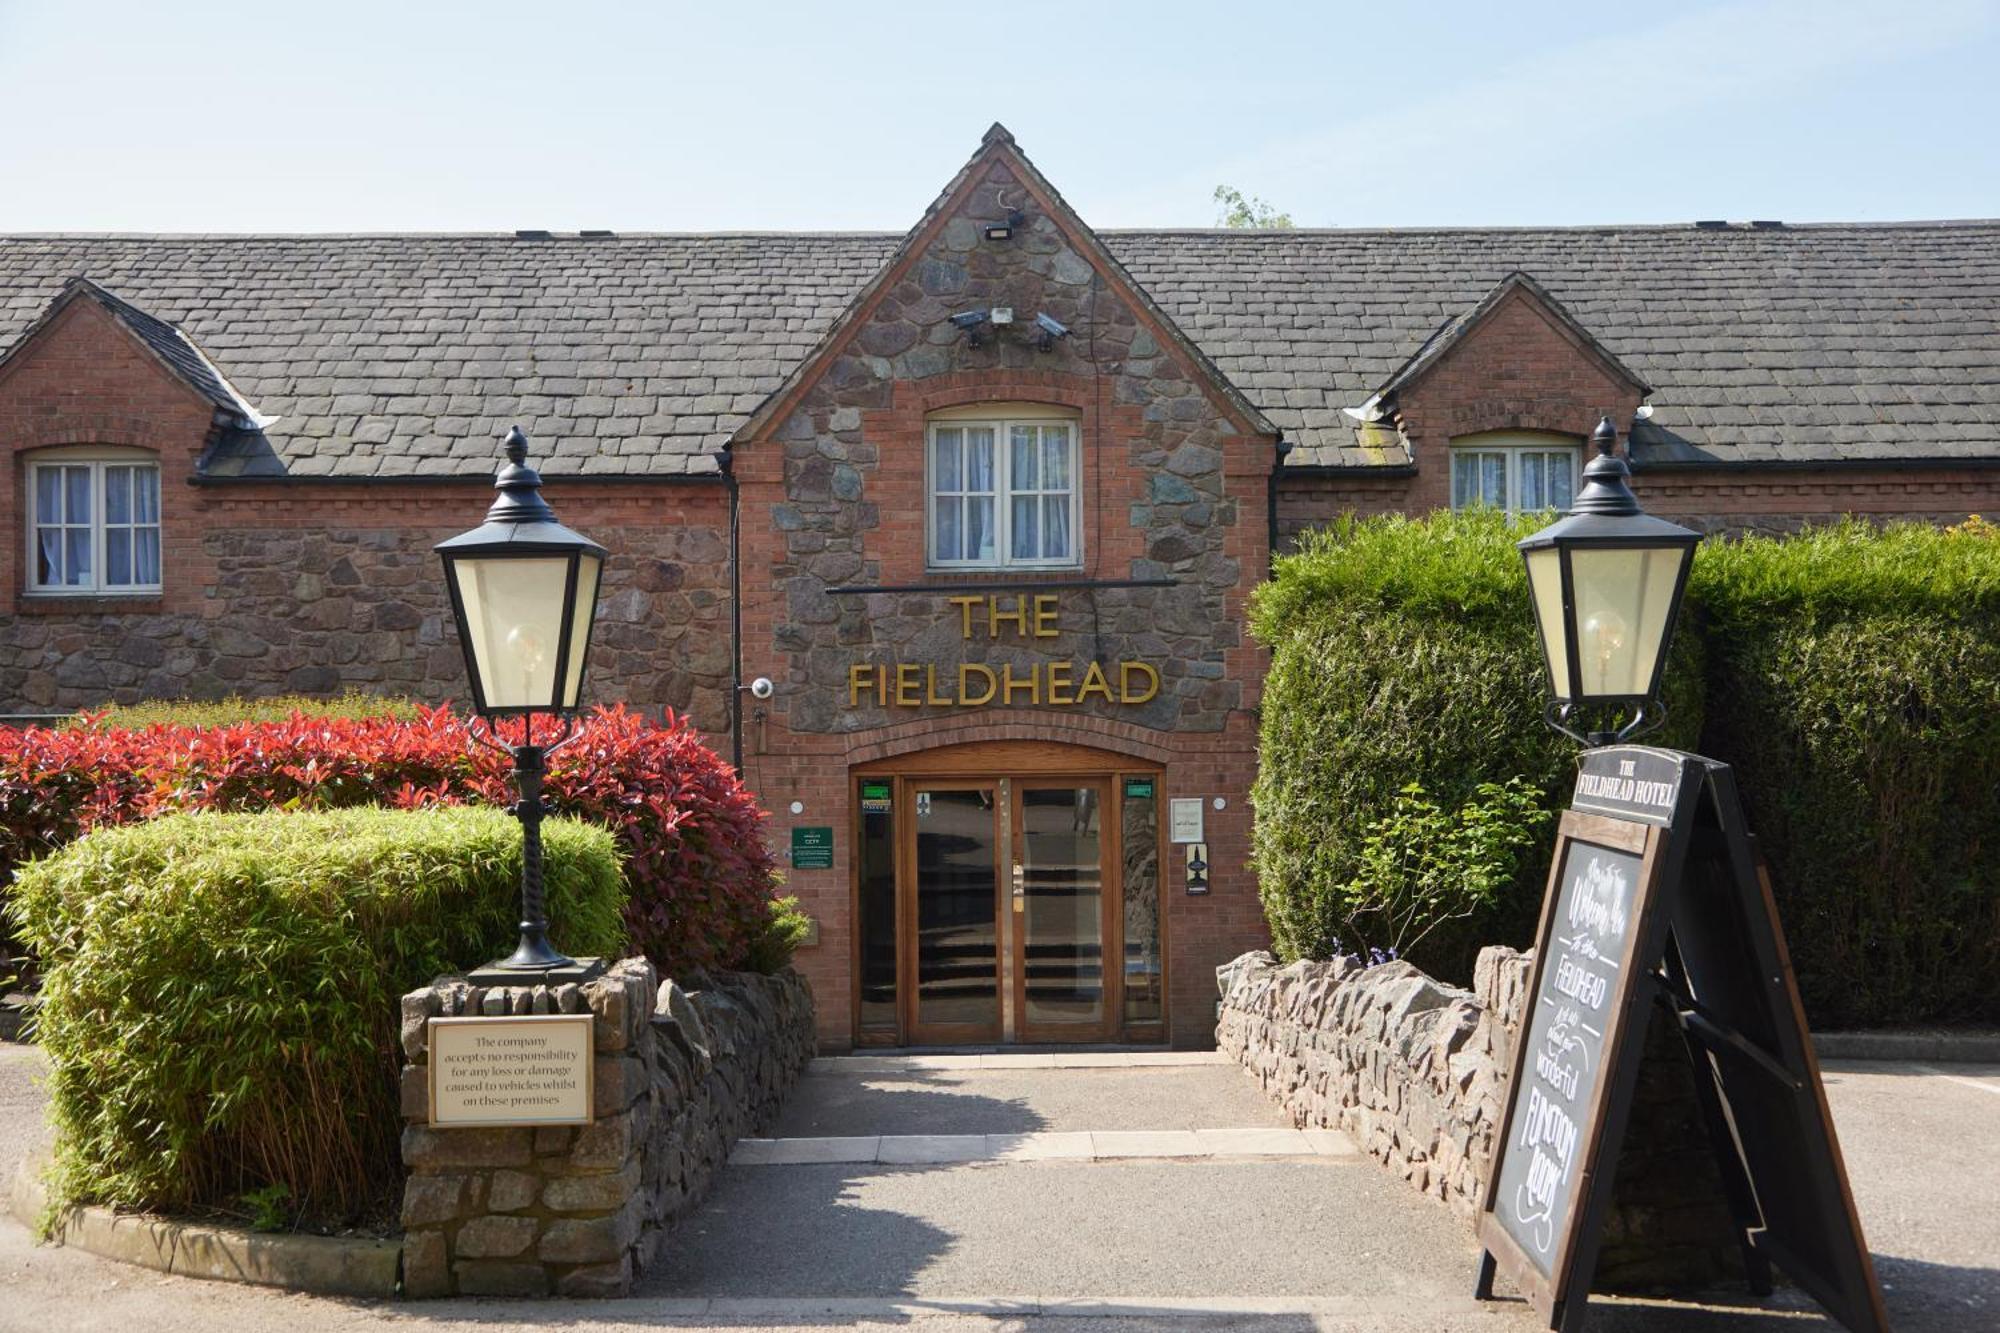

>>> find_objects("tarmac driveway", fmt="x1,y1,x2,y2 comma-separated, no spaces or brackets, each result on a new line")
0,1045,1994,1331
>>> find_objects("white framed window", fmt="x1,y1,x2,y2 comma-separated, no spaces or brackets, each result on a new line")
26,451,162,594
927,406,1081,569
1449,433,1580,517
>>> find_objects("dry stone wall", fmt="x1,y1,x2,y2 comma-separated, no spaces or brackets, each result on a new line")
1217,948,1743,1292
396,956,814,1298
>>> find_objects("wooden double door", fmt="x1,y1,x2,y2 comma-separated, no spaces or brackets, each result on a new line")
856,764,1168,1040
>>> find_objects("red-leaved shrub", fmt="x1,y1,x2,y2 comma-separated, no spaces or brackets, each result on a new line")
0,705,777,975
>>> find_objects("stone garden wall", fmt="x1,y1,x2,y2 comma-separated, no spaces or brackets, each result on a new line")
396,957,814,1298
1217,948,1743,1291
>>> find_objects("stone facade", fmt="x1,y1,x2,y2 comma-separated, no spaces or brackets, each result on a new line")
1,481,731,729
396,957,814,1298
735,138,1274,1050
1217,948,1742,1292
752,170,1258,738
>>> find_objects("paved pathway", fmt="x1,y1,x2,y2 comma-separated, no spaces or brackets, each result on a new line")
0,1043,1995,1330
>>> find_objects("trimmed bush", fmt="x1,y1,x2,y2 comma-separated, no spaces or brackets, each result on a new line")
1692,520,2000,1026
0,705,779,976
7,806,625,1221
1255,512,2000,1024
1249,513,1700,980
70,691,420,730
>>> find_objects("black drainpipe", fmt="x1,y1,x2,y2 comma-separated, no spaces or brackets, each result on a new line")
1266,436,1294,573
717,443,745,774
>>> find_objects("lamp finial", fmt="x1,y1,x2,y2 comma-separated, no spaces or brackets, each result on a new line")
487,427,559,525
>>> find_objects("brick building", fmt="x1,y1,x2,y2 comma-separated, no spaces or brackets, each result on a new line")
3,126,1997,1048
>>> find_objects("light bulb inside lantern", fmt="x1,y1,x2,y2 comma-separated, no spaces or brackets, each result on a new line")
506,623,548,695
1581,609,1628,691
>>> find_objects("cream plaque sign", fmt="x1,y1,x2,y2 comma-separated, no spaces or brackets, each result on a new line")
428,1014,594,1128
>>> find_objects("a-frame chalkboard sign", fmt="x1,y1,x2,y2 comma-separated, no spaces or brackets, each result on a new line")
1474,745,1890,1333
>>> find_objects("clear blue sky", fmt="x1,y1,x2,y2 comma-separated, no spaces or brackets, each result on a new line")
3,0,1997,233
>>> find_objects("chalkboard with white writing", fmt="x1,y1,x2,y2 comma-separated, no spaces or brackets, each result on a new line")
1474,746,1889,1333
1490,830,1647,1277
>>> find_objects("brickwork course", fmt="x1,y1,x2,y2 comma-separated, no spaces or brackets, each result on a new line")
2,123,1996,1047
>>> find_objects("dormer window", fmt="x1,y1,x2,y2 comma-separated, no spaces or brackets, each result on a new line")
26,450,162,594
927,405,1081,569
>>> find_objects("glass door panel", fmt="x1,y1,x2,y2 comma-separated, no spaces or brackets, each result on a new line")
912,787,1000,1037
1016,784,1107,1034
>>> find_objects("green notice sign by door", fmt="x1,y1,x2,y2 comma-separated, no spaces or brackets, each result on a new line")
791,826,835,869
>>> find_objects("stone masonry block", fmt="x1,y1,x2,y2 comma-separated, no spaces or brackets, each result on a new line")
399,1174,465,1228
542,1160,641,1214
488,1169,539,1213
401,1228,451,1300
401,989,441,1061
586,977,630,1052
401,1125,533,1171
454,1214,541,1260
593,1055,647,1117
453,1260,550,1297
538,1196,643,1265
400,1064,430,1122
568,1108,637,1170
556,1254,635,1298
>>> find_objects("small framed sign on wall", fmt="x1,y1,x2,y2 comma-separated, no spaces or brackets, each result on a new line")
428,1014,594,1129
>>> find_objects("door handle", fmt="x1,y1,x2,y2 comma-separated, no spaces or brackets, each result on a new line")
1012,863,1026,908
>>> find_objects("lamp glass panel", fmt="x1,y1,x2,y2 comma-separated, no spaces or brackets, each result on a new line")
1524,546,1571,699
1567,545,1686,699
560,553,601,708
451,554,572,709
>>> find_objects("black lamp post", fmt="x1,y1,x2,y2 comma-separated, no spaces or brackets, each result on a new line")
437,427,608,985
1518,416,1701,747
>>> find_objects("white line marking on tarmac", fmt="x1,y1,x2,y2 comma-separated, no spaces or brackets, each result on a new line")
1907,1062,2000,1096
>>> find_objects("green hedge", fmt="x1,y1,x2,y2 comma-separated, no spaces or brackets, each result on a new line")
1252,513,2000,1026
69,691,419,729
8,806,624,1224
1249,513,1699,981
1692,522,2000,1026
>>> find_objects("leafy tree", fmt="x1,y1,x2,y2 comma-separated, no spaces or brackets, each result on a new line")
1213,185,1294,229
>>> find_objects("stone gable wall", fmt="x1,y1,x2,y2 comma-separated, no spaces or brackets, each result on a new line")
1217,948,1743,1292
396,958,815,1298
741,157,1268,740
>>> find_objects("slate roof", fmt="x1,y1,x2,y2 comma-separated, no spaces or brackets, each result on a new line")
1,221,1996,477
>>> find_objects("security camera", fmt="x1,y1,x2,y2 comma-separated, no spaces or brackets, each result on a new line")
748,676,775,701
949,309,990,330
1034,312,1070,351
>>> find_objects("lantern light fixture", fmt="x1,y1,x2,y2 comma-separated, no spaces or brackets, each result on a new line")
1517,416,1701,748
436,426,609,984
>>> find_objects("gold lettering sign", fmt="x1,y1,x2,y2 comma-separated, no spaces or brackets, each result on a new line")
848,595,1163,710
